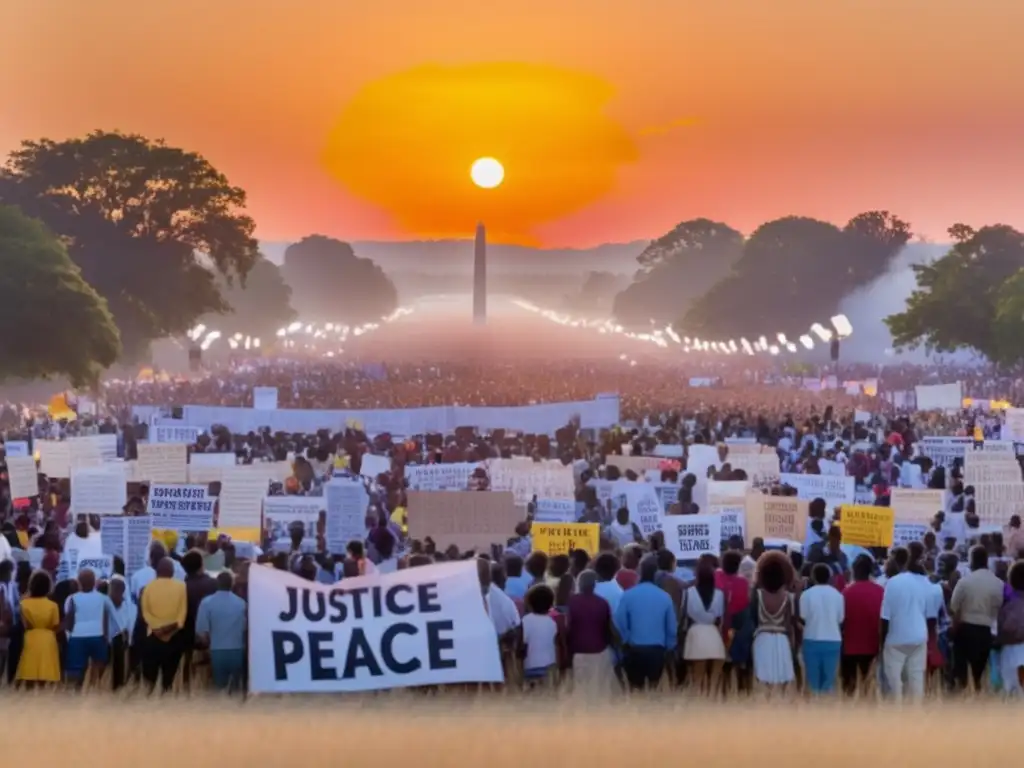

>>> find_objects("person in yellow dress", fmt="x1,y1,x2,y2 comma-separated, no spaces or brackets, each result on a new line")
17,571,61,686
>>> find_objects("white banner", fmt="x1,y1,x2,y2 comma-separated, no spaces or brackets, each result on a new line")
71,464,127,515
248,560,503,693
404,463,478,492
169,396,620,436
253,387,279,410
918,436,975,469
533,498,576,523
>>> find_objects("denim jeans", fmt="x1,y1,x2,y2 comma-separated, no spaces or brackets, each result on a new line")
802,639,841,694
211,648,246,693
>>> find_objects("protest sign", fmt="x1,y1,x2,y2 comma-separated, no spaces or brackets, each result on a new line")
4,440,29,458
76,555,114,578
360,453,391,479
890,488,944,524
531,523,600,556
100,516,152,577
7,455,38,500
780,473,854,507
136,443,188,483
151,425,203,444
744,493,808,542
147,483,216,532
533,498,576,523
708,480,749,546
218,465,271,530
489,459,574,505
38,440,71,478
407,491,521,552
839,505,895,547
265,496,324,553
71,464,127,515
893,522,930,548
918,436,974,470
253,386,278,410
248,560,503,693
404,462,478,492
324,479,369,553
664,514,722,560
612,483,665,539
728,452,780,489
188,452,237,484
653,483,681,513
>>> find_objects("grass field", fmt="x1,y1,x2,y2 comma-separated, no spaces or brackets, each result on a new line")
0,693,1016,766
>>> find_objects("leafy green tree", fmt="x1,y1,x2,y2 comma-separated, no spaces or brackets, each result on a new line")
282,235,398,324
0,205,120,385
205,257,296,339
885,224,1024,364
0,131,259,359
683,211,911,338
613,219,744,326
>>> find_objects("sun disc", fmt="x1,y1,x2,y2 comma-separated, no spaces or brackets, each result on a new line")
470,157,504,189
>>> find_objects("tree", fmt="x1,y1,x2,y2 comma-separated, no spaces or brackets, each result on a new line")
0,131,259,359
612,219,744,327
0,206,120,385
683,211,911,339
282,235,398,323
885,224,1024,365
205,257,296,339
564,271,629,314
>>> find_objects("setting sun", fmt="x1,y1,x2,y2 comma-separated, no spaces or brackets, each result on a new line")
470,157,504,189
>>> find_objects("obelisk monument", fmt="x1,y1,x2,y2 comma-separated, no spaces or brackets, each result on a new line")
473,222,487,324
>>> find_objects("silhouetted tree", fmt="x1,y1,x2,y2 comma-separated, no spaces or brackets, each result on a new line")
205,257,296,339
886,224,1024,365
0,206,120,384
684,211,911,338
613,219,744,326
564,271,629,314
282,235,398,324
0,130,259,360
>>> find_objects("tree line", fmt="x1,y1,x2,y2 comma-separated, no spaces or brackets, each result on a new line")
611,215,1024,365
0,131,398,385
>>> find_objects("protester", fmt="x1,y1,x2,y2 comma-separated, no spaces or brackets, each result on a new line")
950,544,1004,692
682,558,726,695
140,557,187,692
195,571,247,693
614,554,676,690
16,570,59,687
880,547,937,701
841,554,883,695
566,569,616,694
799,563,845,694
751,551,796,689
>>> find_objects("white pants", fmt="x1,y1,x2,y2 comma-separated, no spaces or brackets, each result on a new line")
882,642,927,701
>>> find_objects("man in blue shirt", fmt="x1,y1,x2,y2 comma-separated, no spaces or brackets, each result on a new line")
195,571,248,694
614,554,677,690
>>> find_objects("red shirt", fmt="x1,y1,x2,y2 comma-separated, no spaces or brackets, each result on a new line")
615,569,639,591
842,580,884,656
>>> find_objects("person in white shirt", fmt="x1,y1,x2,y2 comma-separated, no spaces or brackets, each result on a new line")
65,569,117,688
521,584,559,685
881,556,938,700
484,562,522,638
799,563,845,694
130,541,186,602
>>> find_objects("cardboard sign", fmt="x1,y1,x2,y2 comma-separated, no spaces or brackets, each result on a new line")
407,491,522,552
839,505,895,547
531,523,600,556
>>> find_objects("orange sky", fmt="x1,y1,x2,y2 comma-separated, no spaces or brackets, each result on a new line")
2,0,1023,246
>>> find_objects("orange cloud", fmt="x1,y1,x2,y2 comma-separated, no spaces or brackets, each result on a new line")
321,62,638,245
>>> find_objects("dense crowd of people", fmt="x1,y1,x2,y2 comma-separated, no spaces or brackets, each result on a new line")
0,357,1022,698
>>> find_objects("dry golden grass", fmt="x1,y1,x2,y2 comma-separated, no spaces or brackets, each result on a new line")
0,691,1017,766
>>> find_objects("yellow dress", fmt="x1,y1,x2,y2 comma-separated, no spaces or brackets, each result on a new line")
16,597,61,682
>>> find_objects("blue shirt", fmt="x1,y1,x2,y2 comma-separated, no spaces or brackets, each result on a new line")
195,590,248,651
504,573,532,600
614,581,677,650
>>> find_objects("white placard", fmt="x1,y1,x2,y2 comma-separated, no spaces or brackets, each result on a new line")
489,459,574,506
404,463,477,492
612,483,665,539
38,440,71,478
253,386,278,410
264,496,324,553
7,455,38,500
360,453,391,479
325,479,369,553
147,483,216,531
71,464,127,515
5,441,29,458
664,513,722,561
533,498,576,523
217,466,270,529
890,488,944,524
188,452,237,484
247,561,503,693
136,443,188,484
151,425,203,444
780,473,854,507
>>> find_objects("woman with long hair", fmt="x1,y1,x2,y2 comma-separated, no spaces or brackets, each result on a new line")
683,559,727,696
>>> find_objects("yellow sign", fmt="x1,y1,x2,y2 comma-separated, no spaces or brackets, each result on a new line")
531,523,600,557
839,505,895,547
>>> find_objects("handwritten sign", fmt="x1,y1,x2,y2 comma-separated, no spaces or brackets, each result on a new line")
531,523,600,557
71,464,127,515
147,483,216,531
744,493,808,542
136,443,188,484
665,514,721,560
839,505,895,547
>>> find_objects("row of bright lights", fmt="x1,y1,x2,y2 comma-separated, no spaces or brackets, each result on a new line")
512,300,853,356
186,307,415,356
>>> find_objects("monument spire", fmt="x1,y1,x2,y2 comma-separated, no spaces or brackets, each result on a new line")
473,222,487,325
